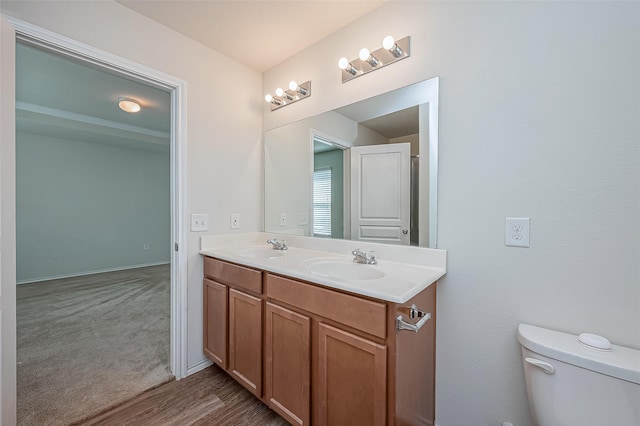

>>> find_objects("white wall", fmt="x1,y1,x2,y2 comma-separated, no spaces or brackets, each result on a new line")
1,0,263,370
16,132,170,283
263,2,640,425
390,133,419,157
265,110,356,235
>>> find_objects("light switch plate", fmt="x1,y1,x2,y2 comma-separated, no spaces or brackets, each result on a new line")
230,213,240,229
505,217,530,247
191,214,209,232
299,212,308,226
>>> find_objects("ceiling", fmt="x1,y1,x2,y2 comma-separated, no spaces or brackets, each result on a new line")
16,2,401,152
359,107,419,139
116,0,386,72
16,42,171,152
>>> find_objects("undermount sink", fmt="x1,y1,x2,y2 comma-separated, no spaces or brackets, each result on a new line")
305,259,386,281
227,246,286,259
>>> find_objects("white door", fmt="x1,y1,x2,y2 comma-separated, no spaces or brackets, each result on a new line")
0,15,17,425
350,143,411,245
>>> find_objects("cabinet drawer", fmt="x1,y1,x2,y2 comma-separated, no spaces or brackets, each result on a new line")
204,256,262,294
265,274,386,339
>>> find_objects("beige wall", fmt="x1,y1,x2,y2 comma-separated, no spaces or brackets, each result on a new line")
1,0,263,370
263,2,640,425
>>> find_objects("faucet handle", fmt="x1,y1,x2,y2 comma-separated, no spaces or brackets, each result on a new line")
267,239,287,250
367,250,377,263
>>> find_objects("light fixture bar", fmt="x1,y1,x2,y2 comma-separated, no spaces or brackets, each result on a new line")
265,80,311,111
340,36,411,83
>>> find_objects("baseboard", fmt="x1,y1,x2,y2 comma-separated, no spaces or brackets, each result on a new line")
16,261,171,285
186,358,213,377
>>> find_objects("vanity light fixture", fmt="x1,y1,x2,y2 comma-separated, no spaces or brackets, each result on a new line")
118,97,141,113
264,80,311,111
383,35,404,58
338,35,411,83
358,48,379,67
338,57,358,76
289,80,308,96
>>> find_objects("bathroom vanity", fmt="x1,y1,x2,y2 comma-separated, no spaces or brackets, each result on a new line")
200,233,446,426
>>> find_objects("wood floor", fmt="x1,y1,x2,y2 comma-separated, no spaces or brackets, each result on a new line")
77,365,289,426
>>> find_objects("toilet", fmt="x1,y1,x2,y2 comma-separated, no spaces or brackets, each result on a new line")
517,323,640,426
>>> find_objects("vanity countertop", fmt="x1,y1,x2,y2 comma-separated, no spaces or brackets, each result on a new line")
200,232,446,303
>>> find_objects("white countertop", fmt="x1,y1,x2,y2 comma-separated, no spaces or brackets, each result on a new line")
200,232,446,303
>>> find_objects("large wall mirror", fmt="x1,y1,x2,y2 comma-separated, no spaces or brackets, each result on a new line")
265,77,439,248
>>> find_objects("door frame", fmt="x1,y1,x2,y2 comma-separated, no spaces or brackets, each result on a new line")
309,130,349,238
7,16,188,382
1,14,17,426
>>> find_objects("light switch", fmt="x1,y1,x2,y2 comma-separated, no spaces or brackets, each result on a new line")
191,214,209,232
230,213,240,229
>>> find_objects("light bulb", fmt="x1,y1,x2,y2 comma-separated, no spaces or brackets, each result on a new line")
382,35,395,50
289,81,298,91
359,48,370,61
338,57,349,70
265,94,273,103
275,88,284,97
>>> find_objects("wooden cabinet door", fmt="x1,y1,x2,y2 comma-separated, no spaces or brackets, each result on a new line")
229,288,262,397
265,302,311,426
316,322,387,426
203,278,227,368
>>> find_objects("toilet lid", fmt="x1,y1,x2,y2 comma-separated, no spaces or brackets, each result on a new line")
517,324,640,385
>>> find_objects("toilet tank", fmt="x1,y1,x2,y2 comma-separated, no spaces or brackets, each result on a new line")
517,324,640,426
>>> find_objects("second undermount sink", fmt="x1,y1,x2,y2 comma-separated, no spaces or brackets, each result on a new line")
306,259,386,281
227,246,286,259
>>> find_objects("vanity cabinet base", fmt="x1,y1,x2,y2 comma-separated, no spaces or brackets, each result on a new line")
265,302,311,425
203,256,436,426
316,322,387,426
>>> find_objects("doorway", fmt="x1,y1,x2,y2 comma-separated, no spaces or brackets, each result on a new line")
10,23,187,425
312,136,345,239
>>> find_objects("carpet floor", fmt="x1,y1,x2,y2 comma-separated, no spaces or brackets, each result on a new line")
17,264,173,425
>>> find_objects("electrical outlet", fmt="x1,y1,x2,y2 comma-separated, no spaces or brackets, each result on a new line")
143,243,150,251
191,213,209,232
230,213,240,229
280,213,287,226
505,217,530,247
299,212,308,226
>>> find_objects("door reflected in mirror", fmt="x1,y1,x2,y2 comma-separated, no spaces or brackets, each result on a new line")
264,77,439,248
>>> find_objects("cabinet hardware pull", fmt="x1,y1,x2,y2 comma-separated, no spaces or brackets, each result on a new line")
396,306,431,333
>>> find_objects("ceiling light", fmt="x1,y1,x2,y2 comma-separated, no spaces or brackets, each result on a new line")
118,97,141,113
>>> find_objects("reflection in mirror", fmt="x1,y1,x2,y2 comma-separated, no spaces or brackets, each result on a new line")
265,77,439,248
313,138,345,239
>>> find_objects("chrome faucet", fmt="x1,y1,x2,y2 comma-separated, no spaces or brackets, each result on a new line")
352,248,377,265
267,239,288,251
